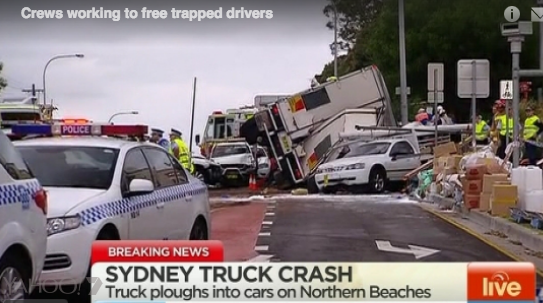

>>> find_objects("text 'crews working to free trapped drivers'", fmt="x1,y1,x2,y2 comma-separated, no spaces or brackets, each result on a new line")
21,7,274,21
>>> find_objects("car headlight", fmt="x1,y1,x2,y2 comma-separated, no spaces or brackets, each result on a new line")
47,215,81,236
345,163,365,170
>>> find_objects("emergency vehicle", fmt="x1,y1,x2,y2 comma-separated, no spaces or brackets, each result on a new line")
0,129,47,300
10,123,210,291
0,97,44,134
253,65,396,188
196,106,259,157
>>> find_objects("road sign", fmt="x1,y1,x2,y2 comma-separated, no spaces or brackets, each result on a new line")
500,80,513,99
428,63,444,91
375,240,439,259
427,92,444,103
395,87,411,95
457,59,490,98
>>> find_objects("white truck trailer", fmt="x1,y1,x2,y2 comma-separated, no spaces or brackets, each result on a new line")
254,65,395,188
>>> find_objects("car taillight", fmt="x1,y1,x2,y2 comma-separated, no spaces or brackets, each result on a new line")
33,189,47,215
295,169,302,179
272,105,279,115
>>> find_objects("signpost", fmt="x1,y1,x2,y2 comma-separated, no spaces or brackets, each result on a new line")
428,63,444,146
500,80,513,145
457,59,490,149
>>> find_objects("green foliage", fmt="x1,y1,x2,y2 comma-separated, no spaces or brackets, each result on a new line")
320,0,540,121
0,62,7,92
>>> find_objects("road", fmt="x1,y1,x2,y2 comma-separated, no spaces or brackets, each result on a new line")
32,194,543,303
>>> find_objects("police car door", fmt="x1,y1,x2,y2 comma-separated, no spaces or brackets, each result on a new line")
142,147,186,240
121,148,162,240
166,153,193,239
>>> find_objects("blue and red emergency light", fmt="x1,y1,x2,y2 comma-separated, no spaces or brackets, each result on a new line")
10,124,148,136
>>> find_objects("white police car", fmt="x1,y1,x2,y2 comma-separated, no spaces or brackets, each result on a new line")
0,129,47,300
11,123,210,288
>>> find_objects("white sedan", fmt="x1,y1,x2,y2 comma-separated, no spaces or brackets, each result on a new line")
11,123,210,289
314,139,420,193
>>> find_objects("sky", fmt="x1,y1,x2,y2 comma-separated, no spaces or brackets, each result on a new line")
0,0,334,150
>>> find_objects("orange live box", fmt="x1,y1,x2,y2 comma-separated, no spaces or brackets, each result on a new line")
467,262,535,302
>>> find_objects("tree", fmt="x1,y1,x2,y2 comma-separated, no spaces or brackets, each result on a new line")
0,62,7,93
320,0,540,121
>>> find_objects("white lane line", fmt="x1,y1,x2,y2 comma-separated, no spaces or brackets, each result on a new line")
258,232,271,236
265,212,275,216
262,221,273,225
255,245,269,251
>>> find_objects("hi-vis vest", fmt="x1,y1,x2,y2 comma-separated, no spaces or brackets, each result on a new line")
499,115,514,136
475,121,488,140
524,116,540,140
170,138,194,173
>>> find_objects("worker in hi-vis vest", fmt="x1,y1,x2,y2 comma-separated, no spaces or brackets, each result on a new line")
169,128,194,174
475,115,490,145
496,107,517,160
523,106,543,165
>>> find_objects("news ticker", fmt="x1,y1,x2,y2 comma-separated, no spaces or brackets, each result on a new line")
90,240,537,302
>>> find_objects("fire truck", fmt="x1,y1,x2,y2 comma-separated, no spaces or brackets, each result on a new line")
195,106,259,157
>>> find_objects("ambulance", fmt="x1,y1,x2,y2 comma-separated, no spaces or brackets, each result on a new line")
196,106,259,157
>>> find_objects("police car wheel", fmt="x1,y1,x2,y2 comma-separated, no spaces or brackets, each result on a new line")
0,254,30,300
189,219,208,240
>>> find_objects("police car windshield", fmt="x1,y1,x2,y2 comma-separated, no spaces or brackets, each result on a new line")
211,145,249,157
342,142,391,158
17,146,119,189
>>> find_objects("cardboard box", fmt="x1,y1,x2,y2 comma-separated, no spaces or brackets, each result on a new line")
463,179,482,194
479,193,491,211
490,197,516,216
464,194,480,209
434,142,457,158
451,155,463,170
492,184,518,201
465,164,487,180
482,174,509,193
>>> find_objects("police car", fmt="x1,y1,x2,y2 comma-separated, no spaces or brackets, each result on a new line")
11,123,210,288
0,129,47,300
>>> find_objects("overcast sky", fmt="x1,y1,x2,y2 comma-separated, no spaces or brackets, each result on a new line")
0,0,333,150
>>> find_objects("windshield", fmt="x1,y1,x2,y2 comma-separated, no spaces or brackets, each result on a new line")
211,145,249,157
17,146,119,189
341,142,391,158
1,112,41,122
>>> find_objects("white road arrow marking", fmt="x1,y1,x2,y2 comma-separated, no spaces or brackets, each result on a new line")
246,254,274,262
375,240,439,259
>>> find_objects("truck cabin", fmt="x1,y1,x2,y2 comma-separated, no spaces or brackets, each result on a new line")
0,107,42,129
204,112,234,141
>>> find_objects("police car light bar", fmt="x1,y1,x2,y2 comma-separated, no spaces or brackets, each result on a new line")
11,124,149,136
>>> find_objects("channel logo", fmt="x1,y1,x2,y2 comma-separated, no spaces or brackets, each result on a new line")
468,262,535,302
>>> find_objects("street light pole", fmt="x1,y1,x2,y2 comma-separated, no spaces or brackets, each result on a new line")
42,54,84,106
398,0,409,125
108,111,139,123
333,4,338,78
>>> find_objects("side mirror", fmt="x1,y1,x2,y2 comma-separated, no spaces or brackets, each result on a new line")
390,153,398,161
127,179,154,196
195,134,201,145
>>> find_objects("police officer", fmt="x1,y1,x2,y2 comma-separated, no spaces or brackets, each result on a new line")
149,128,170,149
475,115,490,145
169,128,194,174
523,106,543,165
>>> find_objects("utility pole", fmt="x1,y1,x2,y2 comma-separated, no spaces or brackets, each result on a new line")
22,84,44,104
333,4,338,78
398,0,409,125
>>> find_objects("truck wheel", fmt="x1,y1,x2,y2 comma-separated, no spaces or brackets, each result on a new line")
194,170,206,183
307,175,319,194
368,167,386,193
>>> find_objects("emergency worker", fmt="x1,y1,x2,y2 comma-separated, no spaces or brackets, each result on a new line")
150,128,170,149
475,115,490,145
415,108,430,125
490,100,505,145
496,106,515,160
169,128,194,174
523,106,543,165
